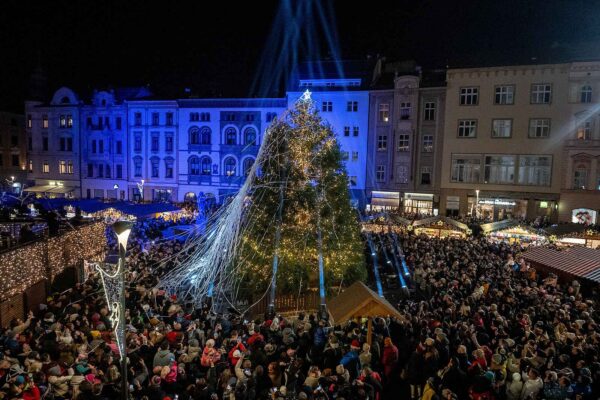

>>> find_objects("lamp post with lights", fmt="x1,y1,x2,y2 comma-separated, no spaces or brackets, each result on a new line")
112,220,134,400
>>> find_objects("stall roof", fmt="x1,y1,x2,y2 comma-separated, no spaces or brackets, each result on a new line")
412,216,469,231
41,199,181,218
480,219,518,234
327,281,403,324
522,246,600,283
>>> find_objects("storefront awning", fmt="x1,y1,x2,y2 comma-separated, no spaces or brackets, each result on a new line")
47,186,77,194
25,185,77,194
24,185,54,193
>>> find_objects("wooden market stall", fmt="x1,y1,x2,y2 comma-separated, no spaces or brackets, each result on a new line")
327,281,403,344
523,246,600,286
485,223,546,246
410,216,470,238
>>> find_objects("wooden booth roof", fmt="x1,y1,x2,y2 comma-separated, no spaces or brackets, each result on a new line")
327,281,403,324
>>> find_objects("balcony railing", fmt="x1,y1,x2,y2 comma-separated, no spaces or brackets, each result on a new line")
565,139,600,147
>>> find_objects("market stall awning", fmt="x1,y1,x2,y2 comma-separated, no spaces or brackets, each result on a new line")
522,246,600,283
327,281,403,324
24,185,54,193
480,219,518,234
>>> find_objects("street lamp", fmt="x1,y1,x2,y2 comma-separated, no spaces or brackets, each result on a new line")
113,184,119,190
112,220,134,400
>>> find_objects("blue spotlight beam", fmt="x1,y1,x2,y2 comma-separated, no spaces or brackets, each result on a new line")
366,232,384,297
391,232,411,277
381,234,406,289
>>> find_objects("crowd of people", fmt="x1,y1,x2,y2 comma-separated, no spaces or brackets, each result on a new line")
0,216,599,400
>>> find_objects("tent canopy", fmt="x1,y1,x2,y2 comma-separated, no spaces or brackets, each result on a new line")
523,246,600,283
412,216,469,231
327,281,403,324
480,219,518,234
40,199,181,218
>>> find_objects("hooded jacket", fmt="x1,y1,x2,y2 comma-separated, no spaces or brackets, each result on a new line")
506,372,523,400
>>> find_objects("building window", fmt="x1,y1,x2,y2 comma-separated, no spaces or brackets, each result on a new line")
424,102,436,121
423,135,433,152
42,136,48,151
244,127,257,145
451,155,481,183
529,118,551,138
577,121,592,140
353,127,359,137
347,101,358,112
87,163,93,177
378,103,389,122
580,85,592,103
116,140,123,154
420,166,432,185
116,117,122,130
531,83,552,104
492,119,512,138
105,164,111,178
28,137,32,151
166,112,174,126
322,101,333,112
151,158,159,178
352,151,358,161
188,157,200,175
190,112,199,122
59,160,67,174
243,158,254,176
67,138,72,152
42,115,49,128
574,167,588,189
189,127,200,145
494,85,515,105
201,112,210,122
200,127,211,145
67,115,73,128
116,164,123,179
134,157,142,177
152,112,159,125
458,119,477,137
165,135,173,152
67,160,73,174
224,157,237,176
377,135,387,151
10,135,17,147
398,134,410,151
151,133,159,152
484,155,515,184
11,155,19,167
518,155,552,186
134,134,142,152
224,113,235,122
165,158,174,178
459,87,479,105
376,165,386,182
400,102,411,119
97,164,103,178
27,115,32,128
43,162,49,173
59,115,67,128
225,127,237,145
98,140,104,154
201,157,212,175
60,138,66,151
266,112,276,122
341,151,349,161
349,176,357,186
397,165,409,184
343,126,350,137
134,112,142,126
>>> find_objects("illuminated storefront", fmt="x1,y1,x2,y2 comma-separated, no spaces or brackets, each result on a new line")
403,193,434,215
368,191,400,211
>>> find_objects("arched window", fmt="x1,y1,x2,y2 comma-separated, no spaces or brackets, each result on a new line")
244,127,257,145
243,157,255,176
200,127,211,145
574,166,588,189
224,157,237,176
189,156,200,175
201,156,212,175
189,127,200,145
581,85,592,103
225,127,237,145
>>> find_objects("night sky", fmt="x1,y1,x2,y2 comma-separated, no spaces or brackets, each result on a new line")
1,0,600,112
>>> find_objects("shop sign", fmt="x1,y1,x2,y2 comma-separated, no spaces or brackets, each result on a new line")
572,208,598,225
478,199,516,206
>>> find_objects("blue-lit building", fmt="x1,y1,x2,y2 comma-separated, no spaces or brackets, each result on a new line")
24,61,376,207
177,98,286,203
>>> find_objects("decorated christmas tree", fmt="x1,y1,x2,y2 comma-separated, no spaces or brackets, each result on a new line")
238,95,366,295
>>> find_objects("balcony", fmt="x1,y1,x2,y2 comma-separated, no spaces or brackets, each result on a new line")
565,139,600,148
